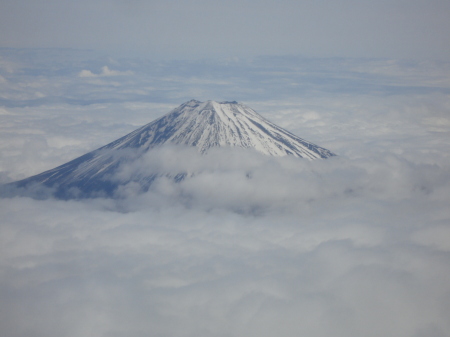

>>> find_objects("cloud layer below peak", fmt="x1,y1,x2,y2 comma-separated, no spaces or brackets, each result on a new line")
1,50,450,337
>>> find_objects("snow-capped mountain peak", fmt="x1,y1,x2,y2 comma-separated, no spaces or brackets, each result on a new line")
7,100,335,198
105,99,334,159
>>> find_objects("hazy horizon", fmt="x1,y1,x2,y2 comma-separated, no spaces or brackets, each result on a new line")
1,0,450,61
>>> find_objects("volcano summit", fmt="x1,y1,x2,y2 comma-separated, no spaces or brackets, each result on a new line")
7,100,335,198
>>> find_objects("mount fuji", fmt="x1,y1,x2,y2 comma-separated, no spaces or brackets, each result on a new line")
7,100,335,198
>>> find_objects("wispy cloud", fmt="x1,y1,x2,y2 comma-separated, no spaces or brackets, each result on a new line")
79,65,133,78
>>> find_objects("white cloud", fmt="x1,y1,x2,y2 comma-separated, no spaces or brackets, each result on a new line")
78,69,97,78
1,154,450,336
2,131,450,336
79,66,133,78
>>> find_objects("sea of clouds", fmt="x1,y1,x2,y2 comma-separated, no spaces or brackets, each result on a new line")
1,49,450,337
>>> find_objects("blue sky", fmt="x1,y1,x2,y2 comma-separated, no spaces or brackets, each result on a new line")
1,0,450,60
